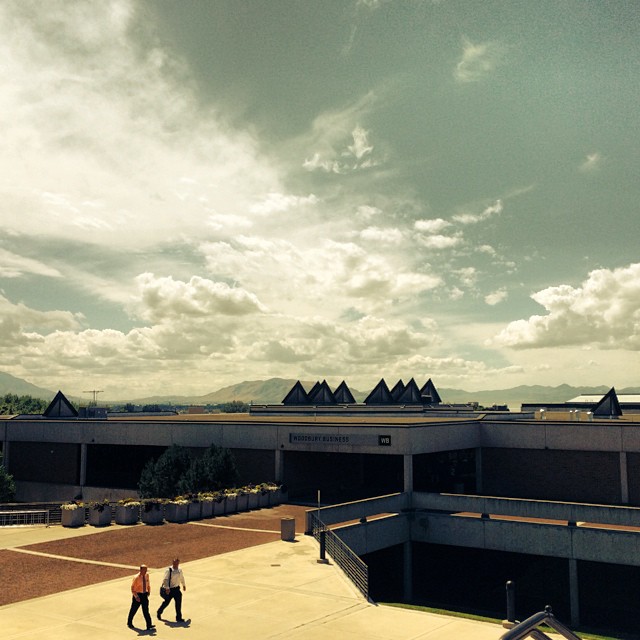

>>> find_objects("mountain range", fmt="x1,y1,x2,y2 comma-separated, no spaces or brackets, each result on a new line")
131,378,639,409
0,372,637,409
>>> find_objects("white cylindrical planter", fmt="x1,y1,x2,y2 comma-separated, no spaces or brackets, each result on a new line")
280,517,295,541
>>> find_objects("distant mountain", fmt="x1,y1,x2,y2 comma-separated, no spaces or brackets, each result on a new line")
132,379,637,408
438,384,613,407
0,372,56,400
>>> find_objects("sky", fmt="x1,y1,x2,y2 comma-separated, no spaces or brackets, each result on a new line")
1,0,639,401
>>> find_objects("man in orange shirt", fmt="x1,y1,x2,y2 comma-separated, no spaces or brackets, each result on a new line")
127,564,155,631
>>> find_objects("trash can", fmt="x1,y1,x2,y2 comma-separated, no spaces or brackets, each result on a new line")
280,517,295,541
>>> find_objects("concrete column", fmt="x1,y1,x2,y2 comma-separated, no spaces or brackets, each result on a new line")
620,452,629,504
569,558,580,628
403,454,413,493
475,447,483,493
79,443,87,487
403,541,413,602
275,448,284,483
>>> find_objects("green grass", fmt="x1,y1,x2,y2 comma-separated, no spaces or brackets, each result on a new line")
378,602,638,640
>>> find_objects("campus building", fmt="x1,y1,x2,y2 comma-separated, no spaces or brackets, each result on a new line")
2,379,640,636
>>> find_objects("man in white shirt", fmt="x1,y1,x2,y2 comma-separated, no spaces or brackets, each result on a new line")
157,557,187,623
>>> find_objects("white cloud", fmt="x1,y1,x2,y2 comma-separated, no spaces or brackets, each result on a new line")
360,226,404,244
303,125,379,173
452,200,503,225
414,218,451,234
249,192,319,215
455,37,505,83
417,234,462,250
485,288,508,306
493,263,640,349
132,273,267,323
0,249,62,278
579,152,604,173
455,267,477,288
0,2,278,251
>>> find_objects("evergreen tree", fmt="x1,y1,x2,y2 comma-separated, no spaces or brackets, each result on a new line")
0,452,16,502
138,444,193,498
138,443,239,498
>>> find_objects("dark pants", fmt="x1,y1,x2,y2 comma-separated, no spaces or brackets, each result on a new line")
158,587,183,620
128,592,152,628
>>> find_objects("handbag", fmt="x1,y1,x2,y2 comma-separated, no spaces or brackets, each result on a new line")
159,567,172,598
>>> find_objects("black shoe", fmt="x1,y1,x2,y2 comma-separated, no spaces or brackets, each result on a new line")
157,610,162,620
147,624,156,630
127,623,134,629
176,618,184,623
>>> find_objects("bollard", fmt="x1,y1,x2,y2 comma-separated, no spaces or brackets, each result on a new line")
280,517,295,542
317,529,329,564
506,580,516,623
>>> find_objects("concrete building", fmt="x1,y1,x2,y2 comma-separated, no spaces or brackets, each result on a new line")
2,381,640,636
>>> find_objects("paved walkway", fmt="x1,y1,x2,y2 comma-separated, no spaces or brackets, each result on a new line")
1,524,507,639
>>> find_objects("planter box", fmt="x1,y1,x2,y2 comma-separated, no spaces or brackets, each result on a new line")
141,505,164,525
61,508,85,528
268,490,280,506
213,499,225,516
88,506,111,527
236,494,248,512
247,492,259,510
200,500,213,518
115,505,139,525
187,502,201,520
258,492,270,508
225,496,237,514
165,503,188,523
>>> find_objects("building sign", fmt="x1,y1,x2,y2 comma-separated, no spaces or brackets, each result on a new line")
289,433,391,447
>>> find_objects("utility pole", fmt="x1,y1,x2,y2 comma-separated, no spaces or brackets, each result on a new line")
83,390,103,406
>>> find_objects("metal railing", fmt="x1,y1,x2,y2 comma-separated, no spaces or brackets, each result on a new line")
308,510,369,599
0,509,50,527
500,606,581,640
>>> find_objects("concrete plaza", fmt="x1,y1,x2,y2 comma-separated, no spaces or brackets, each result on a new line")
0,521,508,640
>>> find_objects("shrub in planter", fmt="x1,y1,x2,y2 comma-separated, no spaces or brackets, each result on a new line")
115,499,140,525
246,485,260,510
187,498,201,521
87,500,111,527
61,502,85,527
141,499,164,525
165,498,189,522
225,491,238,514
257,483,271,508
198,492,214,518
212,491,225,516
236,488,249,512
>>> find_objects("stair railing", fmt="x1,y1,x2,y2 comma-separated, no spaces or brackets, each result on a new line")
500,606,581,640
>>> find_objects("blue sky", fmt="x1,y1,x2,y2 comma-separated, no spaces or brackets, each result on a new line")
1,0,639,399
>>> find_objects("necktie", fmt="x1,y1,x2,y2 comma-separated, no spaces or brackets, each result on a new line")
142,574,147,593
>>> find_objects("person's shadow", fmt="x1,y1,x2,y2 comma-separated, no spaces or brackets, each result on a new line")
164,619,191,628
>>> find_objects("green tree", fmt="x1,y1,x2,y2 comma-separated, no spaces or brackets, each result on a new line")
138,444,193,498
138,443,239,498
218,401,249,413
176,444,239,494
0,452,16,502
